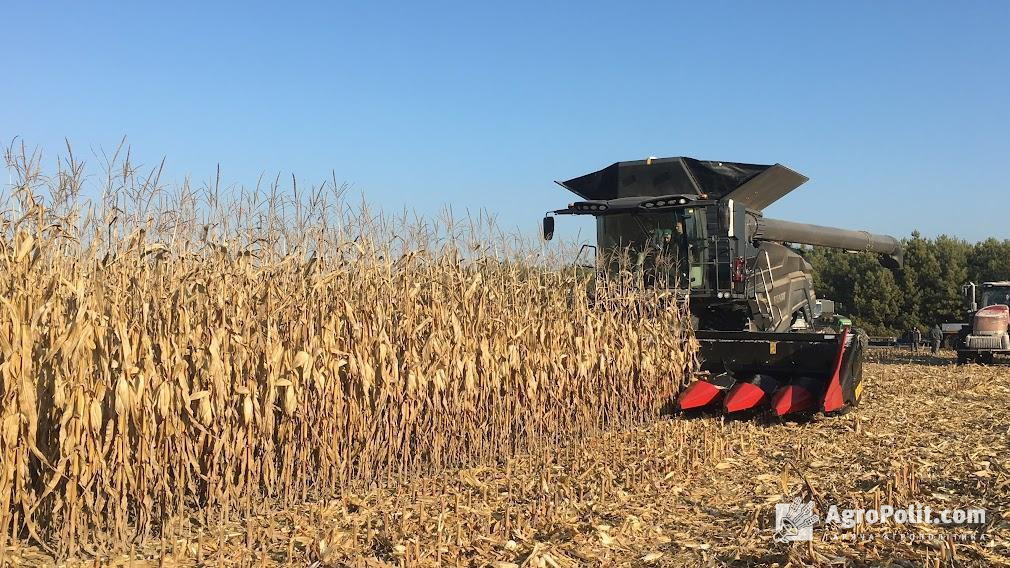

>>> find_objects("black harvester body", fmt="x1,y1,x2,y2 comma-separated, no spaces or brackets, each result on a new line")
543,157,899,416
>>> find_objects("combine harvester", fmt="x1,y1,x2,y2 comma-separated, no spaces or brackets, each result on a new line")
542,157,903,416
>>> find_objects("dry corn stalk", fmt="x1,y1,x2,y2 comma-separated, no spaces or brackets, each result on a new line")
0,144,696,558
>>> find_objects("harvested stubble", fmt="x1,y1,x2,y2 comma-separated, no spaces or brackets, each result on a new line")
0,161,695,559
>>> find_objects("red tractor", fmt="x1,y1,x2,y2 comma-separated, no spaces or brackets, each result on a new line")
956,281,1010,364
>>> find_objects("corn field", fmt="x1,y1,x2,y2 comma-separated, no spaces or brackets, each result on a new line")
0,144,696,559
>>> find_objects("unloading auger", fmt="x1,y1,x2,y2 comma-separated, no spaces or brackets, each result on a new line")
541,157,902,416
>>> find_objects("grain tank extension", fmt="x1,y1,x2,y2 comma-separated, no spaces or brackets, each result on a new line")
541,157,903,416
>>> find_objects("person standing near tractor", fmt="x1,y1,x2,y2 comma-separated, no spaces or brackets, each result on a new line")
929,324,943,354
911,327,922,352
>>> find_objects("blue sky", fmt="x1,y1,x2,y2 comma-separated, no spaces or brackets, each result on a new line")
3,1,1008,243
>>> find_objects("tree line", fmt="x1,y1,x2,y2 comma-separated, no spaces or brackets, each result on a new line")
803,233,1010,335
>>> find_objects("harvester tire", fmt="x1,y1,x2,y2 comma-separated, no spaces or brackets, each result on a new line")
840,330,868,408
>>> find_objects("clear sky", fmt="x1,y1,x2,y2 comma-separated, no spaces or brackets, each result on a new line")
3,1,1008,244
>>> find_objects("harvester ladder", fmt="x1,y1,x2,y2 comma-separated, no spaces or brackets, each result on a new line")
757,251,780,326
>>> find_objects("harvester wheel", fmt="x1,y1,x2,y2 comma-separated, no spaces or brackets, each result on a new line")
839,330,867,408
979,352,995,365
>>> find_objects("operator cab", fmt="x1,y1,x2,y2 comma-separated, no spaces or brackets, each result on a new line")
594,206,706,289
542,194,731,295
981,282,1010,308
965,281,1010,311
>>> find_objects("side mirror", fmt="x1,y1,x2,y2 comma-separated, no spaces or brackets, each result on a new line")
542,216,555,241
